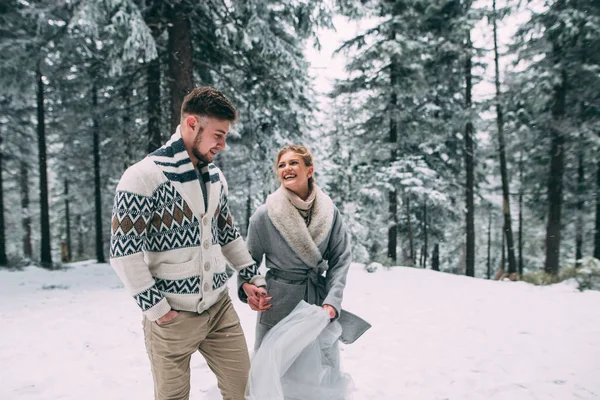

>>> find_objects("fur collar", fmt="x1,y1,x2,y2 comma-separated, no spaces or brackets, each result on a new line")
266,185,334,268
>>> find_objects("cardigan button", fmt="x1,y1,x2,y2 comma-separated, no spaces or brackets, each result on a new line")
203,240,210,249
204,262,211,271
203,218,209,226
203,283,209,292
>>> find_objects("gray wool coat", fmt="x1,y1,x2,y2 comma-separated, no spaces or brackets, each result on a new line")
240,185,352,350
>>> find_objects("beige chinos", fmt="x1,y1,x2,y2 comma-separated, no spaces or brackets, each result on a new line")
142,293,250,400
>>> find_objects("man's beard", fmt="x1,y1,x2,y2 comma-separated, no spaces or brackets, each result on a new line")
192,129,212,164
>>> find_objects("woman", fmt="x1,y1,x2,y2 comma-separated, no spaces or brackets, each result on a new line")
244,144,352,350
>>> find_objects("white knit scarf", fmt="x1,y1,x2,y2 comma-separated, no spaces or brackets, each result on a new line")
283,184,317,225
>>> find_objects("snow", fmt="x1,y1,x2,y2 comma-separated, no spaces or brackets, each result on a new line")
1,262,600,399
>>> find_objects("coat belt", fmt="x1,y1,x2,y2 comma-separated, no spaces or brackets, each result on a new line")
267,268,326,305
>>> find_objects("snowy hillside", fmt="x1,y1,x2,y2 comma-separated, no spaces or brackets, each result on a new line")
1,262,599,399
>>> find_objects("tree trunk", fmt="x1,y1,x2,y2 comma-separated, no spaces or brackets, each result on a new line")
168,3,193,133
144,0,164,151
388,190,398,263
518,154,524,276
76,214,84,259
20,160,32,259
493,0,517,275
501,220,506,271
487,206,492,279
544,70,566,275
595,159,600,259
92,80,105,263
245,171,252,236
465,32,475,277
432,243,440,271
423,201,428,268
147,56,162,152
37,65,52,268
0,127,6,266
348,150,353,197
388,49,399,263
122,87,133,170
64,180,71,262
575,142,584,267
405,195,413,265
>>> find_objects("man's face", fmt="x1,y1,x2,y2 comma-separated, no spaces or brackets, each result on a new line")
190,116,230,164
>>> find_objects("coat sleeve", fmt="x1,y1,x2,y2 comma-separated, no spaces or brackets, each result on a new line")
237,208,268,303
109,167,171,322
322,207,352,317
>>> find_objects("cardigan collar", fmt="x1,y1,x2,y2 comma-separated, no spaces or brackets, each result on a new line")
148,127,221,217
149,127,220,182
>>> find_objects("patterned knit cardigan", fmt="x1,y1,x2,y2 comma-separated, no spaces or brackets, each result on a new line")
109,128,265,321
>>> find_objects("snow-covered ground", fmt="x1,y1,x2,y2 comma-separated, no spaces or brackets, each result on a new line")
1,261,599,399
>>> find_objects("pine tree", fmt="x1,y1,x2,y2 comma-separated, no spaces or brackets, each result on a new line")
167,2,193,132
0,116,7,266
510,0,600,273
491,0,517,275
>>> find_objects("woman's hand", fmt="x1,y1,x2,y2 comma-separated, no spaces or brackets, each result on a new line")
243,283,272,311
322,304,337,319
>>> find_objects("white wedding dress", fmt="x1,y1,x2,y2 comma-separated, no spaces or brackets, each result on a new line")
246,301,353,400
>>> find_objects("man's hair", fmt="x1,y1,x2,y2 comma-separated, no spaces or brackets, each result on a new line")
181,86,238,122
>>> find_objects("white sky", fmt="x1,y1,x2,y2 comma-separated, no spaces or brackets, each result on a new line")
304,15,362,97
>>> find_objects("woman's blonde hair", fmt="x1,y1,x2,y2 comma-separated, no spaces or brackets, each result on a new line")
275,145,315,187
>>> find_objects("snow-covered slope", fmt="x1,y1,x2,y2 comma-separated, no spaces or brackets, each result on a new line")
1,262,599,399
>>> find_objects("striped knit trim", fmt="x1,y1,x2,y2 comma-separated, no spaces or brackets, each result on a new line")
150,135,187,158
153,158,191,168
239,264,259,281
149,128,222,186
155,276,201,294
213,272,229,289
199,163,221,184
134,286,164,311
163,170,198,183
148,128,196,183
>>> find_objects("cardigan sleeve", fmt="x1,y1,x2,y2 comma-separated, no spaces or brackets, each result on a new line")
109,166,171,321
322,207,352,317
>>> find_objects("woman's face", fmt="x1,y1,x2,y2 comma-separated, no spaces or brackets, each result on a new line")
277,151,314,197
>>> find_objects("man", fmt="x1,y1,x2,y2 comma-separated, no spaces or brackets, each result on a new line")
110,86,270,400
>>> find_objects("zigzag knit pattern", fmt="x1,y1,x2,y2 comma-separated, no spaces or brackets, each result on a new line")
238,264,259,281
111,191,154,257
134,286,164,311
215,185,241,246
146,182,201,252
155,276,201,294
212,272,229,290
111,131,263,318
111,182,203,257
